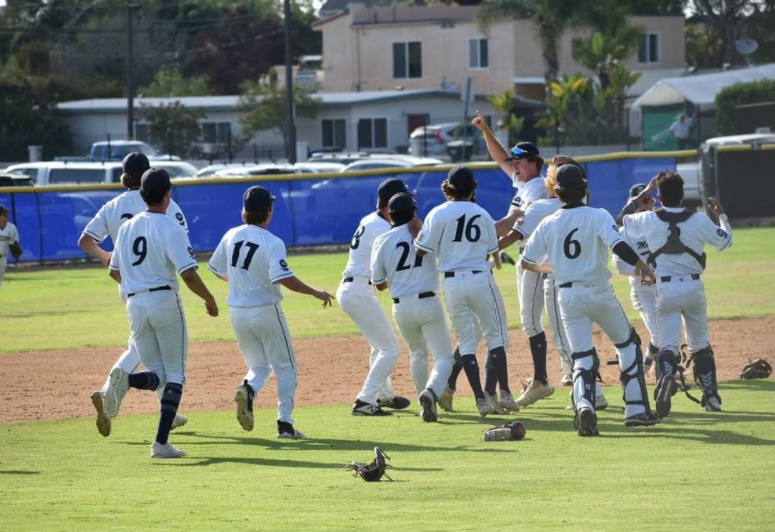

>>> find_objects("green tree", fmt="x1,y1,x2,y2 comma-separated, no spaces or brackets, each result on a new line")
486,89,525,144
139,101,205,158
139,64,211,97
572,28,643,90
238,73,321,157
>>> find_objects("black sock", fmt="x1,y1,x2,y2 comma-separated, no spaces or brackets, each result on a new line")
484,352,498,396
156,383,183,445
461,354,484,399
529,332,548,384
488,346,509,393
447,345,463,389
128,371,160,391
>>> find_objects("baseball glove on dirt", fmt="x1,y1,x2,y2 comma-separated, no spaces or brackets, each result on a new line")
740,358,772,380
9,241,22,259
483,420,526,441
344,446,393,482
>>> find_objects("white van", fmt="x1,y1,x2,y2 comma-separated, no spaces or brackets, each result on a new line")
6,161,198,186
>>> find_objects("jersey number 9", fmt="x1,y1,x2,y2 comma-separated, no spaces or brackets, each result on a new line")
132,236,147,266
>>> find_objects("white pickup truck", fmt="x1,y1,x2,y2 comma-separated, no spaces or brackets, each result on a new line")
676,133,775,205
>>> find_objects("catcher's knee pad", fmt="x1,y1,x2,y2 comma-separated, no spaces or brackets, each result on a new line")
691,345,720,402
613,326,641,350
618,342,652,414
648,342,659,357
655,348,678,381
571,348,598,410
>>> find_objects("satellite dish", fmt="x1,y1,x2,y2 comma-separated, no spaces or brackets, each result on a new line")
735,39,759,56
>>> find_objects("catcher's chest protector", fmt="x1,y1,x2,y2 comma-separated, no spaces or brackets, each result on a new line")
648,209,706,269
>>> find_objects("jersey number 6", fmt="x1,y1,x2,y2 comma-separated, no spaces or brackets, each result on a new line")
563,228,581,259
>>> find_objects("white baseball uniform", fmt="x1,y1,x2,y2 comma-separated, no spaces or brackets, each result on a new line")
415,201,506,355
110,212,197,386
337,211,401,405
0,220,20,290
623,208,733,355
523,205,648,418
371,224,455,399
613,230,658,350
83,190,188,396
208,224,299,425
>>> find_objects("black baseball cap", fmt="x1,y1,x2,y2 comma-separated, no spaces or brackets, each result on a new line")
555,164,586,187
140,168,171,193
504,142,540,161
388,192,416,214
377,178,408,204
629,183,648,198
123,152,150,175
446,166,477,188
243,186,276,212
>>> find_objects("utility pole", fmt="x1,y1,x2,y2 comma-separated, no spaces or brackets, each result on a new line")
126,2,140,140
284,0,297,163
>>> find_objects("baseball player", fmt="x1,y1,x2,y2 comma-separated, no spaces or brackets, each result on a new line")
613,182,661,374
521,164,660,436
471,111,556,407
339,178,411,417
622,170,732,416
0,205,20,291
106,168,219,458
371,192,455,422
499,156,609,410
79,153,189,437
415,166,513,417
208,186,333,438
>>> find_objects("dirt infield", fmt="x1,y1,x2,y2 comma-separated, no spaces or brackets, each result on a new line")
1,317,771,424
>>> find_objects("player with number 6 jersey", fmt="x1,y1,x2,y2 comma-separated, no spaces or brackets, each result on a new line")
209,186,333,439
79,152,189,438
521,164,660,436
371,193,455,422
415,166,512,417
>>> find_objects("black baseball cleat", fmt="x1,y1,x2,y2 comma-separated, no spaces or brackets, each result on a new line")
577,408,599,437
419,389,438,423
352,399,393,416
234,379,255,432
654,374,677,418
499,252,516,266
624,411,663,427
377,396,411,410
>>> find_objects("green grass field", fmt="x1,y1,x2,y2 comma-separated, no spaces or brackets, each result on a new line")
2,382,774,531
1,227,774,354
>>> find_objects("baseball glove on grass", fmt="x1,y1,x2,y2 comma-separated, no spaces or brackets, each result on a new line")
9,241,22,259
483,420,526,441
740,358,772,380
344,446,392,482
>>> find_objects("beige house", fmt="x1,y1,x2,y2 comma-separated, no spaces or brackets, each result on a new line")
313,4,685,100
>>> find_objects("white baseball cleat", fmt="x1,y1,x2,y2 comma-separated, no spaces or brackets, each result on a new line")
151,441,186,459
515,379,555,407
171,414,188,430
91,391,111,437
498,390,520,413
234,382,255,431
103,368,130,419
437,386,455,412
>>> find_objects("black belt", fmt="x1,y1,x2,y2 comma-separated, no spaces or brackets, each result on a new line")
541,273,549,280
660,274,700,283
393,291,435,304
343,277,372,285
127,285,172,298
559,282,573,288
444,270,481,279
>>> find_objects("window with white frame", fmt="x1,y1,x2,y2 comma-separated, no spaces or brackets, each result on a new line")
638,32,660,64
322,119,346,149
393,41,422,79
469,38,489,69
357,118,388,149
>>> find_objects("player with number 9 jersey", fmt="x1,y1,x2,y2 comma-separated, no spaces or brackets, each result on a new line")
415,166,512,417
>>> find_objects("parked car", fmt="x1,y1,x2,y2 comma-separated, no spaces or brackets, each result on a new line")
294,161,346,173
215,163,300,178
408,122,482,157
89,140,156,162
308,152,372,165
0,172,33,187
340,156,442,173
5,160,196,186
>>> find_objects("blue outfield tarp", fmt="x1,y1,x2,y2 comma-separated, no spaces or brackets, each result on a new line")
0,156,680,263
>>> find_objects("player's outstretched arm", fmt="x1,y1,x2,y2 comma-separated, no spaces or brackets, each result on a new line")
472,109,512,177
495,210,520,237
180,268,219,317
278,276,334,308
520,259,552,274
498,228,523,251
78,234,112,267
109,269,122,284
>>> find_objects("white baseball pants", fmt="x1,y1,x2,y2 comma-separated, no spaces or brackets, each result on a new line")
0,255,7,290
230,304,298,425
558,282,644,417
517,261,545,337
337,277,401,405
543,274,574,374
631,283,658,347
126,290,188,386
392,294,455,398
655,276,709,355
443,271,507,355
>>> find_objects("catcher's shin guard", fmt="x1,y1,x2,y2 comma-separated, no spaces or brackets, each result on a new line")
692,345,722,410
615,329,652,417
654,348,679,417
571,348,598,422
